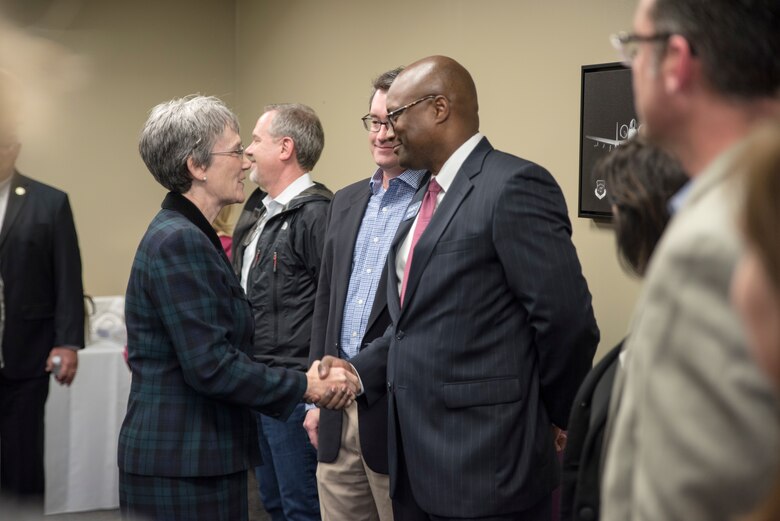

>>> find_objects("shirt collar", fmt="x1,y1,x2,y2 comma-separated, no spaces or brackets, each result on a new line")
0,173,14,193
263,172,314,212
368,168,427,194
667,181,693,215
434,132,483,192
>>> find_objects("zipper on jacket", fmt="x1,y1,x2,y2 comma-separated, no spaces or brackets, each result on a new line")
272,251,279,348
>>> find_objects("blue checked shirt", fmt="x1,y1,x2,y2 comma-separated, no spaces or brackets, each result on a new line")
339,168,426,359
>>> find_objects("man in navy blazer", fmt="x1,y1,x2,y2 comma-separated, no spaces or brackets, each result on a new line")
306,66,426,521
0,128,84,508
325,56,599,520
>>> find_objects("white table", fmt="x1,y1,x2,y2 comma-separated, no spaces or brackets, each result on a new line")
44,341,131,515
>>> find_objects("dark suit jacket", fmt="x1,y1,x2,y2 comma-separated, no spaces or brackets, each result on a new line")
351,138,600,517
310,176,422,473
119,193,306,477
0,172,84,379
560,342,622,521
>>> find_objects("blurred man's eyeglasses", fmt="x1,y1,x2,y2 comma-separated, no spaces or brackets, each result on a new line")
610,31,672,66
361,116,391,133
210,145,245,158
386,95,438,130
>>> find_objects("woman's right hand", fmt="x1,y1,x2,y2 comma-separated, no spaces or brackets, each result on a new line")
303,358,359,409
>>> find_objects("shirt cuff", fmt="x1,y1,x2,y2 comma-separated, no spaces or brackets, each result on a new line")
350,362,364,396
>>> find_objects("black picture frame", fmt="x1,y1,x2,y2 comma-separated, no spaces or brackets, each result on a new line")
578,62,638,219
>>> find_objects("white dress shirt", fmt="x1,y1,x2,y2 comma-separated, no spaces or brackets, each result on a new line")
0,174,13,232
395,132,483,295
240,173,314,291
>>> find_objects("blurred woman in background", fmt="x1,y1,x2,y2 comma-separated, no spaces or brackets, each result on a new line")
212,204,234,260
730,123,780,521
561,137,687,521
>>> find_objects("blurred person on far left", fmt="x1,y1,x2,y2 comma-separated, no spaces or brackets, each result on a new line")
0,69,85,511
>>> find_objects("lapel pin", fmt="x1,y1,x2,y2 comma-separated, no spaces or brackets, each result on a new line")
15,187,26,196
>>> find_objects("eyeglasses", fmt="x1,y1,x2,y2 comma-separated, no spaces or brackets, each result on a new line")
610,31,672,66
210,145,245,158
361,115,391,133
385,95,438,130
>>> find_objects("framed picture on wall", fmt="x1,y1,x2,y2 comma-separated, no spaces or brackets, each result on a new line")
578,62,638,219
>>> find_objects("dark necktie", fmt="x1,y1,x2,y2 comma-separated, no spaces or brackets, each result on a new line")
400,178,442,306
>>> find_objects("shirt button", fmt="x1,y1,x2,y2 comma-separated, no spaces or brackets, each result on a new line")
352,331,357,337
373,237,379,243
382,207,388,213
358,299,364,305
366,268,372,274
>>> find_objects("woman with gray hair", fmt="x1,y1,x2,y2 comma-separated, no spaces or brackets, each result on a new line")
118,95,356,520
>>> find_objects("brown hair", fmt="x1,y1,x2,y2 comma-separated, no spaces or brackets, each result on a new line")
738,123,780,521
212,205,234,236
742,123,780,293
650,0,780,100
594,137,688,276
368,66,403,108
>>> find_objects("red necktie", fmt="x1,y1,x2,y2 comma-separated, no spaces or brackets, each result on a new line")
400,178,442,306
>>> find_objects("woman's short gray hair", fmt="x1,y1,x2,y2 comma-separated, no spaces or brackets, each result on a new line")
264,103,324,172
139,95,240,193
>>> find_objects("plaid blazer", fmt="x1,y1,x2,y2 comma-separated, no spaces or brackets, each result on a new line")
119,193,306,477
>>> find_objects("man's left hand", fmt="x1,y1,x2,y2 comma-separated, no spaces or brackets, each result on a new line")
46,347,78,386
552,424,567,453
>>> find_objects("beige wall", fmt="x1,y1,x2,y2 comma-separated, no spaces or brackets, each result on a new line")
4,0,640,359
3,0,237,297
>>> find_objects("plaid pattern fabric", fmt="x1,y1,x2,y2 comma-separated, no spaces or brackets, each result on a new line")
120,204,306,478
119,469,247,521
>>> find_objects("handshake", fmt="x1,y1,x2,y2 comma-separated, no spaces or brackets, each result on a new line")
302,355,360,409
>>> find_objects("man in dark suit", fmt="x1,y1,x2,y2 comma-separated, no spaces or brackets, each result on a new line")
0,124,84,508
305,67,426,521
323,56,599,520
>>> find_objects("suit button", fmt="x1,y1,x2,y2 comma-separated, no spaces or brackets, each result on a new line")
395,330,405,341
387,381,393,392
578,506,595,521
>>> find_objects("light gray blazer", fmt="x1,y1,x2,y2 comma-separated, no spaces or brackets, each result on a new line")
601,140,780,521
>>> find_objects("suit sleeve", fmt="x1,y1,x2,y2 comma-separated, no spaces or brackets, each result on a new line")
349,323,392,407
53,194,85,348
493,162,599,428
148,226,306,419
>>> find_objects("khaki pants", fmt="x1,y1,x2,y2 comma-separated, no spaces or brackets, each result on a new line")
316,402,393,521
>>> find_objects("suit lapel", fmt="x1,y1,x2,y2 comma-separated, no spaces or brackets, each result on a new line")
0,173,30,253
363,263,389,341
387,173,430,319
399,139,492,314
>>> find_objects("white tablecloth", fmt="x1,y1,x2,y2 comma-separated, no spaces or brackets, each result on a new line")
44,341,131,515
